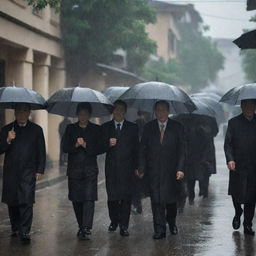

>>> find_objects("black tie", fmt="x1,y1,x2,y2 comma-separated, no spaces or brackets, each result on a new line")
116,123,121,138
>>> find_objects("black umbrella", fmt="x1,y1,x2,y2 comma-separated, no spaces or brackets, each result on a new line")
119,82,196,114
102,86,129,103
233,29,256,49
191,94,225,124
220,83,256,105
0,86,46,110
47,86,113,117
192,98,216,118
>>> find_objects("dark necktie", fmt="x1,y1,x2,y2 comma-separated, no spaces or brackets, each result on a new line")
116,123,121,138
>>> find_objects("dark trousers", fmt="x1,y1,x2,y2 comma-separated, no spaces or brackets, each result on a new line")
187,177,209,200
107,200,131,229
72,201,95,230
232,196,256,228
151,202,177,233
8,204,33,234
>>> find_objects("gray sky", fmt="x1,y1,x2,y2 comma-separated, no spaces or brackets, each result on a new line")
163,0,256,39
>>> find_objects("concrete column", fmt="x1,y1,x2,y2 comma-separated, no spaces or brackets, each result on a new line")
48,58,66,161
5,48,33,124
33,53,50,152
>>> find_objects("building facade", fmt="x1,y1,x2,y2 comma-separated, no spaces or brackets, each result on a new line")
0,0,66,161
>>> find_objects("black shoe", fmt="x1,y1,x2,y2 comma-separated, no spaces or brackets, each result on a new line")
232,216,241,230
11,231,18,238
79,228,91,240
120,228,129,237
153,232,166,240
244,226,255,236
77,229,82,237
108,223,118,232
19,233,31,243
189,198,194,205
169,225,178,235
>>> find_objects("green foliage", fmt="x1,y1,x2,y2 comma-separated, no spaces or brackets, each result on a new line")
177,24,224,90
61,0,156,78
25,0,60,11
142,25,224,90
241,49,256,82
142,58,182,84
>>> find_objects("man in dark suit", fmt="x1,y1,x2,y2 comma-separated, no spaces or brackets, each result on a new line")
224,99,256,236
137,100,185,239
102,100,139,237
0,103,46,243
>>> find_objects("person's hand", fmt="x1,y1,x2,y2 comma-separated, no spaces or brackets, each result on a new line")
109,138,117,147
176,171,184,180
76,138,86,148
7,130,16,144
35,173,43,181
227,161,236,171
135,169,144,179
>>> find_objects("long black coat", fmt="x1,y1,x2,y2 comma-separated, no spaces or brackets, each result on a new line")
102,120,139,201
0,121,46,206
62,122,102,201
224,114,256,203
174,114,218,180
140,118,185,204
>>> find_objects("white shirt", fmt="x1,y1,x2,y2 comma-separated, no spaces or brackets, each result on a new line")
158,120,168,131
114,120,124,130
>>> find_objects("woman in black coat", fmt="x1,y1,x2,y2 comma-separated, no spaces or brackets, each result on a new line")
62,103,102,240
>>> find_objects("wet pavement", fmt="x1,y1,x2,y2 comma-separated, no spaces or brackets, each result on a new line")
0,135,256,256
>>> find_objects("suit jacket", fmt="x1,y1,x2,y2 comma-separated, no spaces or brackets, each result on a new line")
102,119,139,201
140,118,185,204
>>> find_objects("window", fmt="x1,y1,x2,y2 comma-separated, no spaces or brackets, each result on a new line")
168,29,176,53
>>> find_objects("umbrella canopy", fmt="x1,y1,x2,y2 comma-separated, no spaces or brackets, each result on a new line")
233,29,256,50
102,86,129,103
192,92,221,102
220,83,256,105
119,81,196,114
192,98,216,118
200,85,224,97
191,94,225,124
47,86,113,117
0,86,46,110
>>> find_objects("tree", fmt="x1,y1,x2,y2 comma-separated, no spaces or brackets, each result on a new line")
142,25,224,90
25,0,60,10
142,58,182,85
177,24,224,91
61,0,156,80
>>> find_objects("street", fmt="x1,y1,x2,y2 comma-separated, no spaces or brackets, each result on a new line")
0,135,255,256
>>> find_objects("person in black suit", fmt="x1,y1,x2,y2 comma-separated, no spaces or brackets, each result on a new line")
137,100,185,239
0,103,46,243
62,103,102,240
224,99,256,236
102,100,139,237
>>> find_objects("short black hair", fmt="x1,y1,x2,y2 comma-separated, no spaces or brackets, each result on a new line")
15,103,31,111
113,100,127,112
154,100,170,111
241,99,256,106
76,102,92,115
